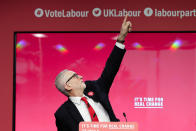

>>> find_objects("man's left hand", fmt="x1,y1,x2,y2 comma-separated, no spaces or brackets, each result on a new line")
117,14,132,42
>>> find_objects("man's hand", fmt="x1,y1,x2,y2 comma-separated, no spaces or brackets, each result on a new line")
117,14,132,42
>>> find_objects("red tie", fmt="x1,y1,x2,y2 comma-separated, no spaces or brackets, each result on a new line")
81,97,99,122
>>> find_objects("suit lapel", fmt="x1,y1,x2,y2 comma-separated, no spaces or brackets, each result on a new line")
84,81,119,121
67,99,84,122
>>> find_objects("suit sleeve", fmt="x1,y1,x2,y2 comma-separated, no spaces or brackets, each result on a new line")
96,45,126,94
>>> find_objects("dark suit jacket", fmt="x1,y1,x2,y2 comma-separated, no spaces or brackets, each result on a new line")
55,45,126,131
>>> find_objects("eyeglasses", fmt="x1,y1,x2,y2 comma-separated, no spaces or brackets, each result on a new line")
65,73,79,84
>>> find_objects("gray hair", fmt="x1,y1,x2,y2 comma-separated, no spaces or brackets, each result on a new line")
55,69,73,96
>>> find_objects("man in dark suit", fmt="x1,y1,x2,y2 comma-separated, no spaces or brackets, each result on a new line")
54,15,132,131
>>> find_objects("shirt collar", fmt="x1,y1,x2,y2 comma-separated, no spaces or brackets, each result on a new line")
69,94,89,105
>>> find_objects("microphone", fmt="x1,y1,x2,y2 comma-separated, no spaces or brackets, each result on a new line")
123,112,127,122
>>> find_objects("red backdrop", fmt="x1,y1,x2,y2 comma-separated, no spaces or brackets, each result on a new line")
15,32,196,131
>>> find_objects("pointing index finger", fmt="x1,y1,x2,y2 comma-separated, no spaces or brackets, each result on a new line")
123,14,128,23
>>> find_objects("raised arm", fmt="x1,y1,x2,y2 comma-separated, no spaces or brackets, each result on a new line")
97,15,132,94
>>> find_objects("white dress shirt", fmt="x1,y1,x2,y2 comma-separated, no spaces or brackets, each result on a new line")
115,41,125,49
69,95,110,122
69,42,125,122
